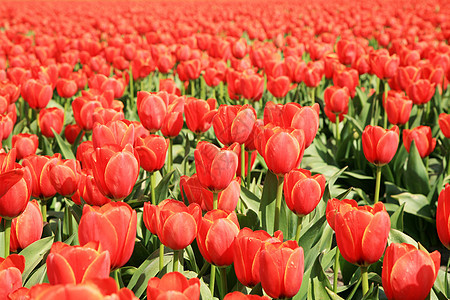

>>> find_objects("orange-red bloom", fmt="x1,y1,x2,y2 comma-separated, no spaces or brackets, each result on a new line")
436,184,450,249
362,125,399,166
147,272,200,300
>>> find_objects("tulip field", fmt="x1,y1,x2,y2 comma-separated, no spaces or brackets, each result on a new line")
1,0,450,299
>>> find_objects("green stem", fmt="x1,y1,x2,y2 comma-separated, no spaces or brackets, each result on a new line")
212,87,216,99
190,80,195,97
335,114,340,145
210,265,216,295
310,87,315,104
3,219,11,257
197,260,210,278
200,76,206,100
151,172,156,205
196,133,202,147
159,243,164,271
274,174,284,232
220,267,227,299
168,138,173,173
129,65,134,102
113,268,120,288
295,215,303,241
360,266,369,296
240,144,246,186
246,150,252,187
383,79,388,128
417,105,424,124
213,192,219,210
333,247,340,293
447,151,450,177
348,277,361,299
41,199,47,223
374,166,382,204
173,250,180,272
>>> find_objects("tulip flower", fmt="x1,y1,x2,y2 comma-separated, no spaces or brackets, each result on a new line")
324,86,350,115
335,201,390,295
0,254,25,299
9,200,42,252
72,170,111,207
46,241,111,284
185,97,217,137
194,142,238,202
239,72,264,102
147,272,200,300
406,79,436,105
384,94,413,125
49,158,81,197
0,112,14,141
326,198,359,231
333,67,359,98
22,153,61,200
64,124,84,145
20,79,52,110
284,168,326,239
213,104,257,146
259,240,304,299
56,78,77,98
93,107,125,125
436,184,450,249
92,120,135,150
224,292,270,300
439,113,450,139
78,202,137,269
72,96,102,131
91,144,139,200
233,228,283,287
180,174,240,211
267,76,291,99
382,243,440,300
370,51,399,80
11,133,39,160
38,107,64,138
161,95,185,138
403,126,436,158
136,91,168,133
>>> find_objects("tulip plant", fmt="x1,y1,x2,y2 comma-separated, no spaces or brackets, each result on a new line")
0,0,449,299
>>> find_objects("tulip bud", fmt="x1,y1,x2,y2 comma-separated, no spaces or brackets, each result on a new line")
362,125,399,166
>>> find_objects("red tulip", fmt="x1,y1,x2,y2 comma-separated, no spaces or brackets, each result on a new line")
233,228,283,287
72,170,111,207
239,71,264,101
92,120,135,150
267,76,291,98
9,200,42,252
0,80,20,104
224,292,270,300
204,67,226,87
439,113,450,138
161,95,185,138
0,254,25,299
382,243,440,300
384,94,413,125
194,142,238,192
324,105,347,123
143,199,201,250
135,135,169,173
159,78,181,96
436,184,450,249
147,272,200,300
406,79,436,105
177,59,202,81
333,67,359,98
213,104,257,146
370,50,399,80
64,124,84,145
49,159,81,197
22,154,60,199
244,119,264,151
362,125,399,166
78,202,137,269
72,96,102,131
256,124,305,175
38,107,64,138
326,198,358,231
197,209,240,266
324,86,350,115
46,241,111,284
259,240,304,299
180,174,240,211
185,97,217,135
303,65,323,87
284,168,326,216
335,202,390,266
56,78,77,98
403,126,436,158
21,79,52,110
92,107,125,125
11,133,39,160
137,91,168,133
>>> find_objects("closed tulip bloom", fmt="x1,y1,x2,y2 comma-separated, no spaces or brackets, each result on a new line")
224,292,270,300
46,241,111,285
49,159,81,197
135,135,169,173
197,209,240,266
362,125,399,166
161,95,185,138
335,202,390,266
204,67,226,87
333,67,359,98
72,96,102,131
20,79,52,110
72,170,111,207
91,144,139,200
403,126,436,158
382,243,440,300
9,200,42,252
406,79,436,105
259,240,304,299
324,105,347,123
137,91,168,133
78,202,137,269
436,184,450,249
180,174,240,211
147,272,200,300
0,112,14,141
256,124,305,175
92,107,125,125
244,119,264,151
0,254,25,299
233,228,283,287
159,78,181,95
324,86,350,115
303,65,323,87
92,120,135,150
370,51,399,80
143,199,201,250
439,113,450,138
56,78,77,99
64,124,84,145
239,72,264,101
185,97,217,134
284,169,326,216
267,76,291,98
12,133,39,160
23,154,60,199
385,95,413,125
38,107,64,138
194,142,238,192
325,198,358,231
213,104,257,146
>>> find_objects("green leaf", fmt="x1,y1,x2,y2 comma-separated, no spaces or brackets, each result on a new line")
388,228,418,246
362,284,379,300
389,203,405,231
325,287,345,300
308,253,332,300
155,170,175,204
20,236,54,281
240,186,261,213
24,264,47,288
391,192,433,222
259,170,278,233
51,128,75,159
323,166,348,202
405,141,430,195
